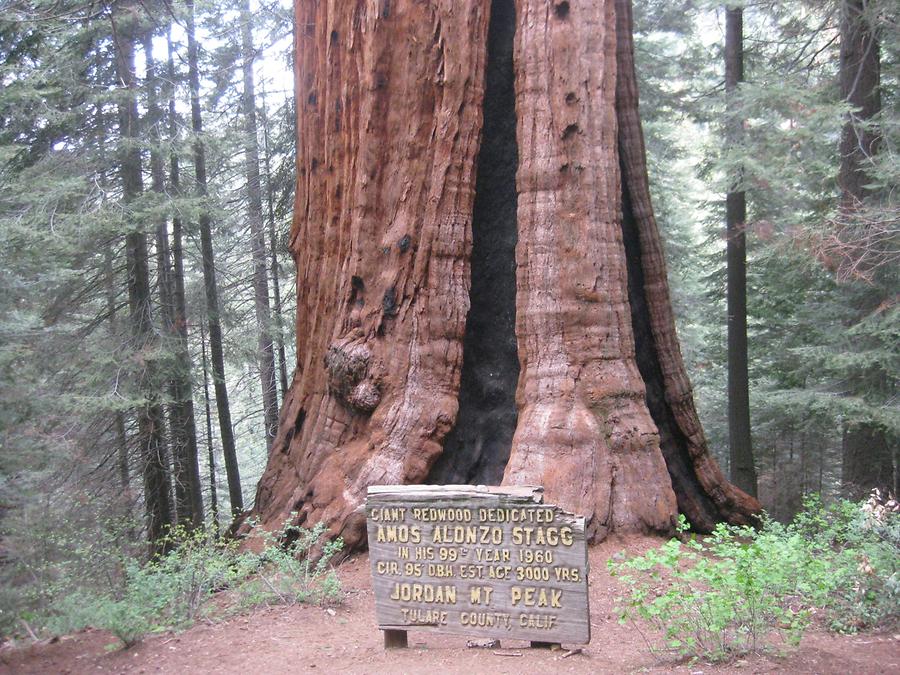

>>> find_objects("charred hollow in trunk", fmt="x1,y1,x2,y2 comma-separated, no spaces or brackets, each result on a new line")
428,0,519,487
620,171,717,529
243,0,760,552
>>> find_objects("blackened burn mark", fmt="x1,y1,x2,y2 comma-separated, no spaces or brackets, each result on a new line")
619,159,717,522
398,234,411,252
307,91,317,106
295,408,306,435
349,275,364,306
562,123,579,140
554,2,570,19
283,407,306,453
382,286,398,316
429,0,519,486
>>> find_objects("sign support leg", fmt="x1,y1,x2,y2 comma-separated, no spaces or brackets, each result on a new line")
530,641,561,650
384,629,408,649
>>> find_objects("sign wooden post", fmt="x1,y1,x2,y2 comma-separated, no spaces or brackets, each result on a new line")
366,485,590,648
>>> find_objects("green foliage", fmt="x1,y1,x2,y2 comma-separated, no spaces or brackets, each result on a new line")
238,518,344,608
2,518,343,647
792,493,900,632
610,497,899,662
610,518,810,660
0,504,142,638
41,525,254,645
0,0,298,545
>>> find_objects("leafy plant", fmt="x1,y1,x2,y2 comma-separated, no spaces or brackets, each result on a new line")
237,517,343,607
792,492,899,632
610,496,899,662
3,517,344,647
610,517,810,661
38,525,247,646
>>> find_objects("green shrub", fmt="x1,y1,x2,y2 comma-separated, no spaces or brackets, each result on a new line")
609,496,899,662
793,492,899,632
149,525,252,624
236,518,344,607
609,518,811,661
46,573,167,648
0,511,141,639
4,517,344,647
39,525,247,645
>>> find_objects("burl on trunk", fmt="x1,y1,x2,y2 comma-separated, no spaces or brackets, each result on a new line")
245,0,759,549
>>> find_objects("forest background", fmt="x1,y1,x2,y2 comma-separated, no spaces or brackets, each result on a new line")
0,0,896,629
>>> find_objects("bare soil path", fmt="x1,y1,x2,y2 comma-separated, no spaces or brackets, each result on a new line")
2,538,897,674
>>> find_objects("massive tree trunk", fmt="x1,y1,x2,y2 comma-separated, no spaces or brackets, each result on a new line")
245,0,759,549
612,0,757,534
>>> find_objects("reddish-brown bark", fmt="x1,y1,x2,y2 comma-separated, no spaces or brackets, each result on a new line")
248,0,490,549
613,0,758,530
502,0,678,540
245,0,759,549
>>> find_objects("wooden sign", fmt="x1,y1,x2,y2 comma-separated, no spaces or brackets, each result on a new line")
366,485,590,646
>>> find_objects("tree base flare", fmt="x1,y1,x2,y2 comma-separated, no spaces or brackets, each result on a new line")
241,0,760,551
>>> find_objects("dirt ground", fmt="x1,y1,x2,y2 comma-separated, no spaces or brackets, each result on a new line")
2,537,897,675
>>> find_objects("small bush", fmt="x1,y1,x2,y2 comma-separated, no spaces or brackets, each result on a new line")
236,518,344,608
793,491,899,632
4,517,343,647
1,511,142,639
609,495,899,662
609,518,811,660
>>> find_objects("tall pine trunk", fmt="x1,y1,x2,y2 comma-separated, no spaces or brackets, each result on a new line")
838,0,893,500
239,0,280,451
98,111,130,494
144,29,204,527
260,90,291,401
724,6,757,498
245,0,759,549
186,0,243,517
104,246,130,491
201,321,220,530
838,0,881,209
112,3,173,548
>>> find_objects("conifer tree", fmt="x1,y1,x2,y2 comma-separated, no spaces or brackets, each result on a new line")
186,0,243,517
113,1,174,546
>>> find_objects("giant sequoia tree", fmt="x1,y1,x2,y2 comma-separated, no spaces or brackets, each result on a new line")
246,0,759,549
